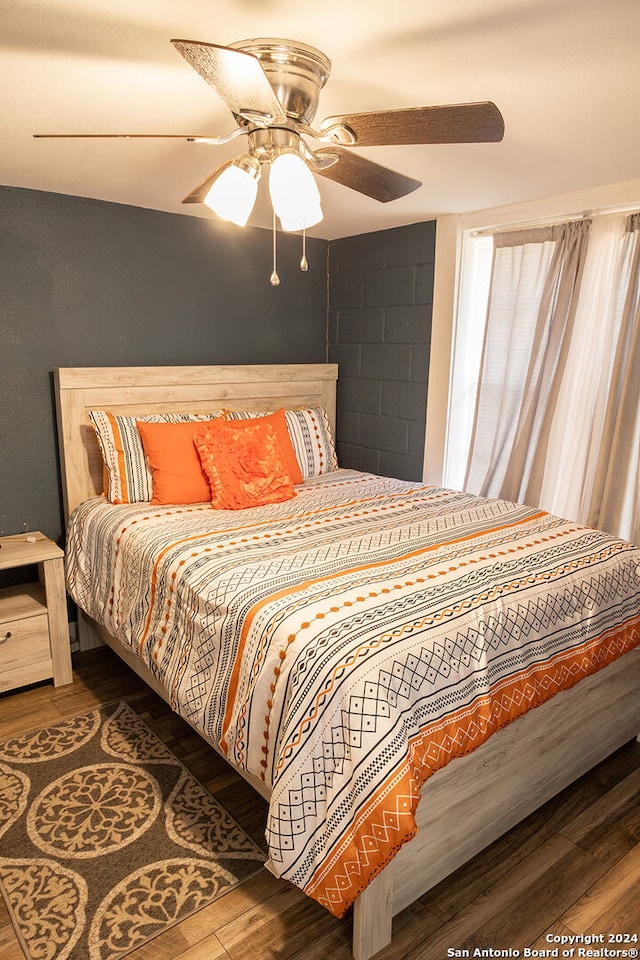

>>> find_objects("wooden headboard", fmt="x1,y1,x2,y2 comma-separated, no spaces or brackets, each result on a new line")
54,364,339,519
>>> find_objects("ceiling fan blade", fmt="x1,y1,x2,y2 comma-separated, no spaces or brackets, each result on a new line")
312,147,421,203
33,133,227,140
33,129,246,146
320,102,505,146
171,39,287,124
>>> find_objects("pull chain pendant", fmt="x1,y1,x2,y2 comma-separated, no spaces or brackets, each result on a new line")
300,228,309,271
270,210,280,285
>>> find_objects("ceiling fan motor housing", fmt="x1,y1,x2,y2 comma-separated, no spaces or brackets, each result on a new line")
228,39,331,125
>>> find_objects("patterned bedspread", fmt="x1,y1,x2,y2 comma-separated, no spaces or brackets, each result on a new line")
66,469,640,916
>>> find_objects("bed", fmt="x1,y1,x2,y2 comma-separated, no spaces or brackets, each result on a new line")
54,363,640,960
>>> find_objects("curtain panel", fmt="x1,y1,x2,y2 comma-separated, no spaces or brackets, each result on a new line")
464,220,591,503
460,213,640,546
588,214,640,544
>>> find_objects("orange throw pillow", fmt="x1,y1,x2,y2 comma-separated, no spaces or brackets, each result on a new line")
194,417,296,510
136,419,216,504
241,408,303,485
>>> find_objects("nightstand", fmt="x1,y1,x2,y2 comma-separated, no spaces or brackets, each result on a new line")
0,532,73,692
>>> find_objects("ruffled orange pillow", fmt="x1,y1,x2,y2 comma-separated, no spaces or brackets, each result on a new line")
194,417,297,510
137,419,216,504
225,408,303,485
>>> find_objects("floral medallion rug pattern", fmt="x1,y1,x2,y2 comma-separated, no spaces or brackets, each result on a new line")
0,702,266,960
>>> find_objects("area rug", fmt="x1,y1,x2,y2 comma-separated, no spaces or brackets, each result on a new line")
0,701,266,960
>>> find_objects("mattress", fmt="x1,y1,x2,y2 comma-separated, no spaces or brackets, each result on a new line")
65,468,640,916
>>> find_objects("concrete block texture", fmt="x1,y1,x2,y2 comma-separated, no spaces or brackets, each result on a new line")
329,220,435,483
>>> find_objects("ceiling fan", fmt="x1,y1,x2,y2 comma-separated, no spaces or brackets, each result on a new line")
35,37,505,217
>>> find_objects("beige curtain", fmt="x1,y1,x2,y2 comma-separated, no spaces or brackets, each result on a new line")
464,220,592,503
460,213,640,545
587,214,640,544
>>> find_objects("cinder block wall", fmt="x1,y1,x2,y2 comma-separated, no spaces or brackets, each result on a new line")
328,221,435,481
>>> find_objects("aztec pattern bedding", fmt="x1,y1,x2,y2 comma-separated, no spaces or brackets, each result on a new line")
65,469,640,917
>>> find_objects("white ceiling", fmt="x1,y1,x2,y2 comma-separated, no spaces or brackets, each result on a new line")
2,0,639,240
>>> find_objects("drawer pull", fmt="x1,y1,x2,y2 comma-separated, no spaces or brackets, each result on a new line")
1,631,11,644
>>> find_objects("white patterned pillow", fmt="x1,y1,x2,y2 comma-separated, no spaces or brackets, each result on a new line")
226,407,337,478
89,410,225,503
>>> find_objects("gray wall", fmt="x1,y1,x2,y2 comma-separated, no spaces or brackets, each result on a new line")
328,221,435,480
0,185,328,544
0,182,437,556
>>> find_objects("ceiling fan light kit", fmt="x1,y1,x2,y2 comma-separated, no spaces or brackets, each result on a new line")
34,36,505,283
203,155,261,226
269,151,323,231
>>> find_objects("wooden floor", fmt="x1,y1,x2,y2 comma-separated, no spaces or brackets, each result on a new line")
1,647,639,960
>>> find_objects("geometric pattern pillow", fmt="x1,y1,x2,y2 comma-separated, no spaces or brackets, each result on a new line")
284,407,338,478
226,407,338,478
89,411,225,504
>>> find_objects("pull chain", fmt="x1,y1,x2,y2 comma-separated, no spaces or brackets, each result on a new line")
300,228,309,271
270,209,280,286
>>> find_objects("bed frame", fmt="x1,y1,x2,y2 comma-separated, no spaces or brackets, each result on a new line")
54,364,640,960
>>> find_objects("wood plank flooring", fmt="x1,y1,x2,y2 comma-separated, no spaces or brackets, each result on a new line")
1,648,638,960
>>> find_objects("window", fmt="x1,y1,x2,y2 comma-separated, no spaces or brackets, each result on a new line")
444,212,640,545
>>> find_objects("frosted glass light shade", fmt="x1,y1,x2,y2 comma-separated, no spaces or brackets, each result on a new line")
269,152,323,231
279,202,323,232
204,162,259,226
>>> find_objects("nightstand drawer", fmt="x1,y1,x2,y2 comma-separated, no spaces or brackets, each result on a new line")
0,533,72,691
0,583,51,690
0,611,50,655
0,608,52,692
